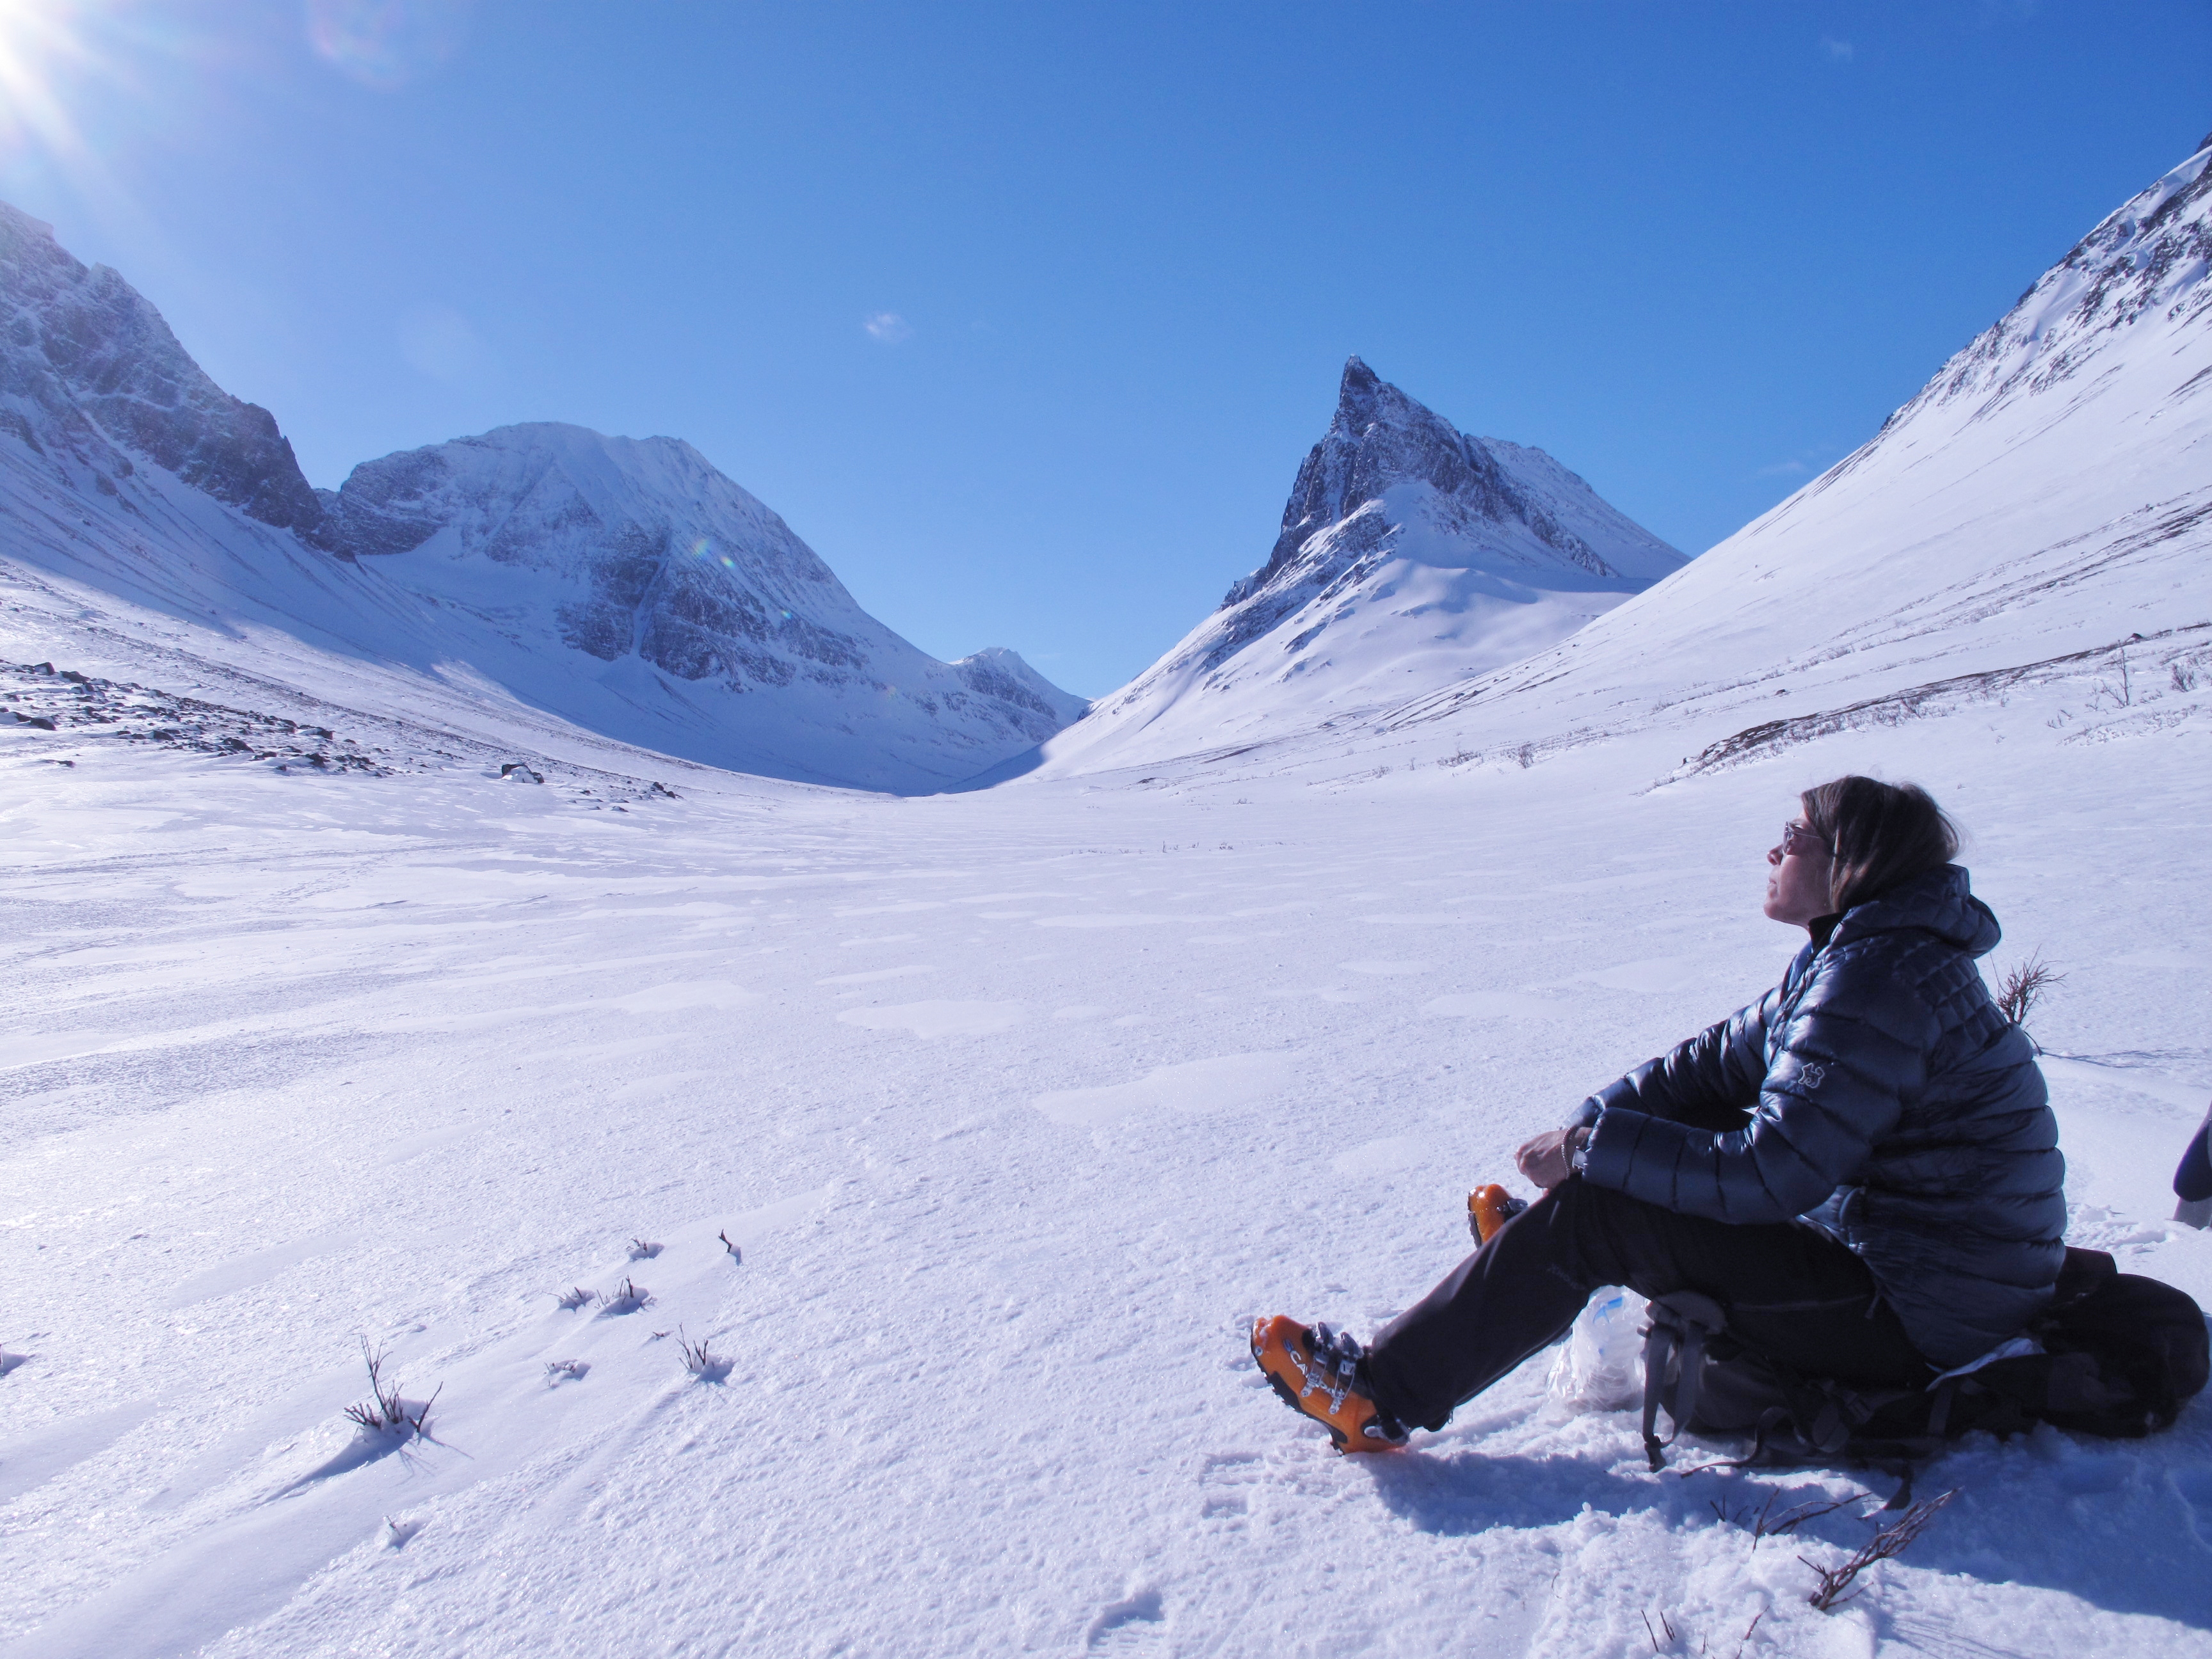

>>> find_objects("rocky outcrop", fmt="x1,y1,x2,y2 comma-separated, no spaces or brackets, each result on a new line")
0,202,330,541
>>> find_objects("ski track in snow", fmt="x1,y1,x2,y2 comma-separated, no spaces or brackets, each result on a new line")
2,693,2209,1658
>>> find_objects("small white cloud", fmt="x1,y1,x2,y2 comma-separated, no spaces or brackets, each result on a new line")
863,312,913,344
1820,36,1855,62
1756,459,1811,478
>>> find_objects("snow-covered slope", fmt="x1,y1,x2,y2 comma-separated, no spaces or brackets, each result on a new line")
0,202,1084,793
1032,357,1682,773
4,671,2209,1659
1249,134,2212,790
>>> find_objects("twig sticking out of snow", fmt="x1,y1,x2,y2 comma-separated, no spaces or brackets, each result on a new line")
1802,1487,1957,1611
677,1326,732,1382
1711,1488,1861,1548
554,1286,593,1311
543,1359,589,1385
598,1278,652,1315
342,1339,439,1438
627,1238,662,1261
717,1230,741,1263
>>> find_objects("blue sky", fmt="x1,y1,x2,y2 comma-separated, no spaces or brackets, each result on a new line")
3,2,2208,696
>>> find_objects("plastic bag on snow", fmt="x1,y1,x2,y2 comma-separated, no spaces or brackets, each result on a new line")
1546,1288,1648,1413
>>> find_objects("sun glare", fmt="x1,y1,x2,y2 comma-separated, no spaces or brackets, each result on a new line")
0,0,101,164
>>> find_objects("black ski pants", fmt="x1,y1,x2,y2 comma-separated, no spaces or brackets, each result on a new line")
1363,1174,1936,1432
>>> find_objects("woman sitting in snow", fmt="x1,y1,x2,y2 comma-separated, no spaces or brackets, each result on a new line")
1253,775,2067,1451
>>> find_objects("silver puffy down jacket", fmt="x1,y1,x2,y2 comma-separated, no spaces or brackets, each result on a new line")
1571,865,2067,1367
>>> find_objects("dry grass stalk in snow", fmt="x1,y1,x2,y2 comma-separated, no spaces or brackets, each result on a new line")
627,1238,662,1260
553,1285,593,1311
342,1340,438,1437
1803,1487,1958,1611
1995,953,2065,1027
598,1278,652,1314
1711,1487,1862,1548
677,1327,732,1381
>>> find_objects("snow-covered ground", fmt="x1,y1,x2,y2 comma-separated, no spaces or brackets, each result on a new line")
2,669,2208,1656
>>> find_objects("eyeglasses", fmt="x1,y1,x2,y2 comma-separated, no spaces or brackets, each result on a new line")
1780,821,1831,858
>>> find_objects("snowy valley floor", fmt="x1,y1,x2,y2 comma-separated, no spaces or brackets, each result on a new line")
2,703,2209,1658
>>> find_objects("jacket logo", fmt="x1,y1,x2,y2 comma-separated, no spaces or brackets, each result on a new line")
1800,1062,1827,1091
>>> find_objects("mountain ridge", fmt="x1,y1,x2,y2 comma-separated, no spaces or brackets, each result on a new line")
0,206,1086,792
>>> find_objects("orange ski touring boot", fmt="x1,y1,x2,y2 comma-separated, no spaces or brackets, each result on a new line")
1249,1317,1409,1453
1468,1183,1529,1244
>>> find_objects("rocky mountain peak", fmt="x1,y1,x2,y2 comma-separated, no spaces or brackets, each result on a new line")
1032,358,1685,775
0,200,329,542
1226,357,1678,612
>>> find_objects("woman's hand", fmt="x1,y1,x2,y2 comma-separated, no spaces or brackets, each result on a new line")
1516,1127,1587,1189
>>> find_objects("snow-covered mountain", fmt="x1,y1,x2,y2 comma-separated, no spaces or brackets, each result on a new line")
1030,134,2212,795
0,204,328,545
306,421,1087,787
1297,129,2212,785
0,202,1085,793
1030,357,1683,773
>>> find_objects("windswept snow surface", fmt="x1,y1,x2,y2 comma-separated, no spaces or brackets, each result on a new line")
2,669,2209,1657
1031,358,1683,776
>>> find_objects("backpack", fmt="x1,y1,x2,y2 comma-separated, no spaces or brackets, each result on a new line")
1637,1248,2211,1495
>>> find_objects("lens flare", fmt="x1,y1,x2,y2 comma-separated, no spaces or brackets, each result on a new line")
305,0,470,93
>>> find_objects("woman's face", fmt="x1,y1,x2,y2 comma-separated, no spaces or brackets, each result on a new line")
1765,812,1835,928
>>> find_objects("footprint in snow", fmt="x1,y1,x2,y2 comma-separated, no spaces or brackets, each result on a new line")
1198,1452,1264,1524
1084,1588,1164,1651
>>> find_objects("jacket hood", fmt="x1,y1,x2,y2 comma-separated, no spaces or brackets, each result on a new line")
1831,864,2001,958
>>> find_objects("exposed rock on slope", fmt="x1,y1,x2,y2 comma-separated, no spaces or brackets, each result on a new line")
951,646,1091,728
1030,357,1682,773
0,202,327,540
